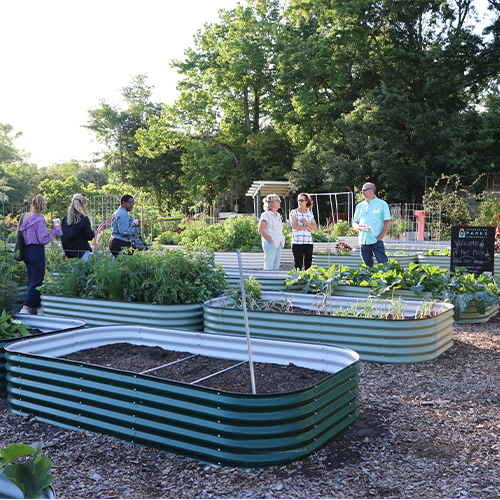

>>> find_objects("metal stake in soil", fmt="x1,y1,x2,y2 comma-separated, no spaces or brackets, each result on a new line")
237,249,257,394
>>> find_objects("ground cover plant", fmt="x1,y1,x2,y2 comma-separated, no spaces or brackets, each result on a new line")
286,261,500,321
39,248,227,304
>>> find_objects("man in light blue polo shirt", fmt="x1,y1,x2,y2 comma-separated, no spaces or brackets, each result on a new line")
352,182,392,267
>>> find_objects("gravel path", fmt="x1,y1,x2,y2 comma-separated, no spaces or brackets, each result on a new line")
1,316,499,499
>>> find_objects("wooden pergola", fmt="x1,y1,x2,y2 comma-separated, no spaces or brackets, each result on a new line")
246,181,295,219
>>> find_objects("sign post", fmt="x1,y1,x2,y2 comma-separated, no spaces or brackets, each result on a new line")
450,226,495,275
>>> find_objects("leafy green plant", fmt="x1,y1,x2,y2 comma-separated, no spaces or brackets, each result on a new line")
39,248,228,304
424,248,451,256
286,261,500,321
0,310,30,339
330,220,357,238
0,443,53,499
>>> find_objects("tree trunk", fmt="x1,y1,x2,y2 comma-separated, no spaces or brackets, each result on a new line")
243,89,251,132
253,91,260,133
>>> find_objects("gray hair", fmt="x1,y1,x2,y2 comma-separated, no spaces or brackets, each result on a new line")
263,194,280,211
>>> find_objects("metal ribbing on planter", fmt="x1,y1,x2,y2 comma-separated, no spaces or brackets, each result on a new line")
40,295,205,330
204,292,455,364
1,315,86,397
312,253,419,269
5,326,360,468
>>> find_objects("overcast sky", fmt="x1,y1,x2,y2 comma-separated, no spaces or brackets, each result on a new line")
0,0,494,169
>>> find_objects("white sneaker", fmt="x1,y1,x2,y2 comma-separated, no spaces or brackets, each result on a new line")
19,308,29,314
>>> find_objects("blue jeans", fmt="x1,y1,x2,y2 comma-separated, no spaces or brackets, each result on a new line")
23,244,45,308
263,242,283,270
360,240,388,267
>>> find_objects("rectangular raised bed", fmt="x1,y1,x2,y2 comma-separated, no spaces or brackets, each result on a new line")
5,326,359,468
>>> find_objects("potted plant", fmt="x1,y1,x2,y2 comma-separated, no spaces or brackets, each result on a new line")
39,248,227,329
0,443,54,499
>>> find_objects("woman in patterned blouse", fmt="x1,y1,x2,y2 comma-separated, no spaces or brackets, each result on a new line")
290,193,317,270
17,194,62,314
258,194,286,270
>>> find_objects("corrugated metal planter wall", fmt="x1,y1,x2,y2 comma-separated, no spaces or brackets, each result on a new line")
41,295,205,330
224,269,289,291
1,315,85,396
204,292,455,364
160,246,294,268
5,326,360,468
329,286,499,324
312,253,418,269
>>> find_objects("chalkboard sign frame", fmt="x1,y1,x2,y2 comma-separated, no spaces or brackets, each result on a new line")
450,226,495,275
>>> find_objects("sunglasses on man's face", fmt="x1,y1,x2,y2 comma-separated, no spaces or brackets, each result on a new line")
362,188,372,192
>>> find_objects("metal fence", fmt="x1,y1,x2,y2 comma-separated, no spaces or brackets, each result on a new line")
388,203,442,242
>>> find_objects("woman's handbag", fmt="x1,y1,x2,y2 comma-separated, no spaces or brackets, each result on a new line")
13,213,26,261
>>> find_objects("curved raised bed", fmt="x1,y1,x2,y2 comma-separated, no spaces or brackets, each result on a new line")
40,295,205,330
5,325,360,468
1,315,86,396
204,292,455,364
312,253,418,269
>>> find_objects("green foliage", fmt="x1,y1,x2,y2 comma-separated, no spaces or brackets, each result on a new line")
425,248,451,256
473,192,500,227
39,248,228,304
286,261,500,321
0,309,30,339
0,252,25,313
423,174,472,240
224,276,264,310
330,220,357,238
0,442,53,499
179,217,263,252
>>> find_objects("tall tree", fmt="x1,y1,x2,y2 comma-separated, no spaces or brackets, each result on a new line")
137,0,293,204
85,75,183,213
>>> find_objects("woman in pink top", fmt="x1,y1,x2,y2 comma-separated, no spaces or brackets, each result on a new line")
17,194,62,314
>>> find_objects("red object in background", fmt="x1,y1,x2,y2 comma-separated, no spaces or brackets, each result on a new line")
495,215,500,252
414,210,426,241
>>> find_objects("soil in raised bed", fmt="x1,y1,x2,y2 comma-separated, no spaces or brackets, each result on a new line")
60,343,330,394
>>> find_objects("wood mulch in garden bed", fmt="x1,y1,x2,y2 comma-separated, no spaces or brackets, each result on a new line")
1,314,499,498
60,343,329,394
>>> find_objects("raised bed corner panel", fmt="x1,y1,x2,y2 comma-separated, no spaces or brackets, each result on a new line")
5,326,359,468
1,315,86,397
204,292,455,364
40,295,204,330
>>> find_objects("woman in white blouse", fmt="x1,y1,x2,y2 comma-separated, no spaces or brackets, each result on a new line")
290,193,317,270
258,194,286,270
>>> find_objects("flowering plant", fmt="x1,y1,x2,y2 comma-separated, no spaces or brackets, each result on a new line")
335,242,353,256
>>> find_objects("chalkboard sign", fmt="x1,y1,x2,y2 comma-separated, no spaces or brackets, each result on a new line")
450,226,495,275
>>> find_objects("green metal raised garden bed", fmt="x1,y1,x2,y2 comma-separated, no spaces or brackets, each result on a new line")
224,269,289,291
40,294,205,330
5,325,359,468
1,315,86,396
204,292,455,364
312,253,418,269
